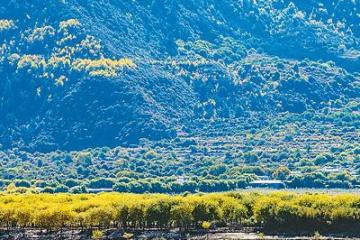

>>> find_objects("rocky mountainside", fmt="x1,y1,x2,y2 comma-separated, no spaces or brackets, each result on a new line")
0,0,359,151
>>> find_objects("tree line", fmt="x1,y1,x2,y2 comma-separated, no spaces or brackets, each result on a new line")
0,192,359,233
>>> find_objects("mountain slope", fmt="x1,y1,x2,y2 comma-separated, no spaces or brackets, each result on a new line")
0,0,359,151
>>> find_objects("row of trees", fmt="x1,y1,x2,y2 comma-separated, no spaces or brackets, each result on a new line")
0,192,359,233
0,193,245,230
254,192,360,232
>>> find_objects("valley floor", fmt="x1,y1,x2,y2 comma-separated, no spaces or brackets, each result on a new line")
1,228,360,240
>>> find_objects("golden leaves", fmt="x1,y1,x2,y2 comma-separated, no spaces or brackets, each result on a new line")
72,58,136,78
0,192,359,230
59,19,81,30
0,19,15,31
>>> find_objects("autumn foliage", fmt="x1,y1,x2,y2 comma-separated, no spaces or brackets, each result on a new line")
0,192,359,233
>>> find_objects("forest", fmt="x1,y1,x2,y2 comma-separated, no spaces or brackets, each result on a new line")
1,106,359,193
0,2,359,192
0,1,359,238
0,192,359,236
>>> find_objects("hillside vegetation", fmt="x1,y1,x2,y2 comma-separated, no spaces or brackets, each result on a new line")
0,0,359,150
0,0,359,191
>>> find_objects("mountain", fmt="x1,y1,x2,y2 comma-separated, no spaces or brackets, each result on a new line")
0,0,359,192
0,0,359,152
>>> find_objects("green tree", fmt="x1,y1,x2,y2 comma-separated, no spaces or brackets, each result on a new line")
273,166,291,180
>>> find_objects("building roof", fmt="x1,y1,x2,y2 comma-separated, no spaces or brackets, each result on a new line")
250,180,284,184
